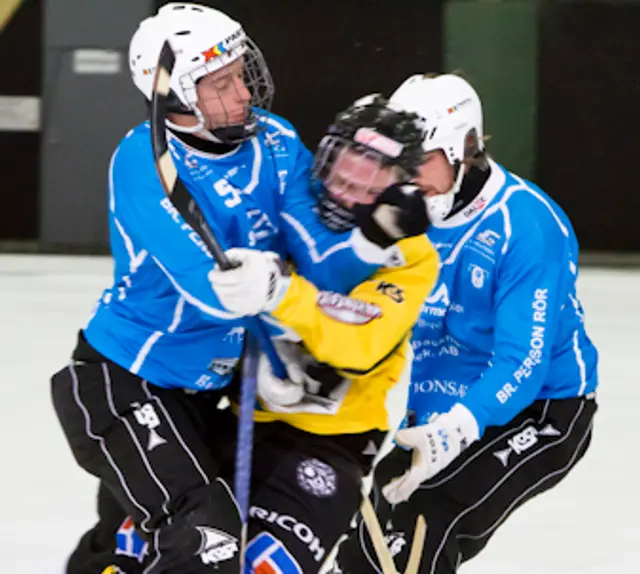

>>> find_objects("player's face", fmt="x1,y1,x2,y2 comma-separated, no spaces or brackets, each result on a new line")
195,58,252,129
325,148,399,208
414,150,454,196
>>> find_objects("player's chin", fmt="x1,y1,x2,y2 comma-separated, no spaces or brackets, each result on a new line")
228,111,249,124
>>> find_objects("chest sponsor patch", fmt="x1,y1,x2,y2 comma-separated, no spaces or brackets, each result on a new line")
317,292,382,325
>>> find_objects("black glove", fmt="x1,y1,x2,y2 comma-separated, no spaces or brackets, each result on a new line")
352,182,430,248
303,360,345,398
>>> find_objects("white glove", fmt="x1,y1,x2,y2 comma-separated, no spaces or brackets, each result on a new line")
256,341,349,413
382,404,480,504
257,341,306,408
207,248,291,316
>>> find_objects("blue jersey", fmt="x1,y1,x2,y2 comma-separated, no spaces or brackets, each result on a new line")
409,160,598,436
84,114,381,391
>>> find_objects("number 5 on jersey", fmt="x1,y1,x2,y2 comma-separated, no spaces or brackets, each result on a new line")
214,179,242,208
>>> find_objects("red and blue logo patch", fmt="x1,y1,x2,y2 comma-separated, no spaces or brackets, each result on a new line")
115,516,148,564
244,532,302,574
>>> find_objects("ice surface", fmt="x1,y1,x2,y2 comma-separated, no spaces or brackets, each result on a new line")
1,255,637,572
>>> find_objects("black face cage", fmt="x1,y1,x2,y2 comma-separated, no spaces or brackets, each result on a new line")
316,192,358,232
312,134,410,232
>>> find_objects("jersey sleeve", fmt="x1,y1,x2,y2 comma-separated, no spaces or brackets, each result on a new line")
458,215,570,435
274,124,385,293
271,235,439,373
110,137,239,321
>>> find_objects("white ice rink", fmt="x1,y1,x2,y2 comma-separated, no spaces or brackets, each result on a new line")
1,254,638,573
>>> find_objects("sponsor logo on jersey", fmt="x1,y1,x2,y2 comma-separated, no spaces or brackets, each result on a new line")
265,130,287,154
131,402,167,451
498,288,549,404
384,247,406,268
470,229,502,259
223,326,245,343
384,530,407,558
196,526,239,566
115,516,148,563
250,506,325,563
412,379,468,398
421,283,464,319
244,531,302,573
296,458,337,498
248,208,279,241
376,281,404,303
208,357,238,376
493,424,561,467
469,264,489,289
317,292,382,324
463,196,487,218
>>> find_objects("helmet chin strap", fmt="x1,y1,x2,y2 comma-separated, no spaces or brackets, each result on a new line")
165,106,246,144
425,159,466,223
165,103,208,132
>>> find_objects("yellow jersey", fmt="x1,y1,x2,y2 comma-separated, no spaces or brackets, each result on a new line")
252,234,439,435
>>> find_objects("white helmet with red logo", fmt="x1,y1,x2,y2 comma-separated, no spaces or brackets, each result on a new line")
390,74,484,221
128,3,273,140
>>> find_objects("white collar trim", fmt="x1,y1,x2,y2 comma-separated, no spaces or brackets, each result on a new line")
431,158,506,229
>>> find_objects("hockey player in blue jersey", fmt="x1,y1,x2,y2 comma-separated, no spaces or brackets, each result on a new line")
49,4,411,573
336,74,598,573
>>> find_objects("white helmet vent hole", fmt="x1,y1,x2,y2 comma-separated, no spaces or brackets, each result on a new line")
175,30,191,36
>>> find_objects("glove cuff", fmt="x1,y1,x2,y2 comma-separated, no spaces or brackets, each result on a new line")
350,227,402,266
263,276,292,313
449,403,480,444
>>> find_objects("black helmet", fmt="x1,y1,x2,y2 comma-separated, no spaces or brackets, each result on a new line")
313,94,427,231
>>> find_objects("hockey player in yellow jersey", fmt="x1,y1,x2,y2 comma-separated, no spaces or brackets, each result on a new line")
252,228,433,436
208,95,439,572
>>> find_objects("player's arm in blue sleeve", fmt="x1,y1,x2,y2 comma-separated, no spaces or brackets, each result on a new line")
111,139,239,322
459,218,569,436
276,129,386,293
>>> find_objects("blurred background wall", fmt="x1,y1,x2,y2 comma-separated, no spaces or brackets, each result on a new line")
1,0,638,256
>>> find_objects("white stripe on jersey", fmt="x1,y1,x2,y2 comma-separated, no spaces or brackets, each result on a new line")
151,256,240,320
573,330,588,395
109,149,118,213
511,174,570,237
113,217,148,274
130,331,163,375
266,116,297,139
130,297,186,374
280,211,352,263
499,203,512,255
244,138,263,195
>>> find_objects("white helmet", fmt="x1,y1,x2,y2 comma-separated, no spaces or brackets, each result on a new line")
128,2,274,142
390,74,484,221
